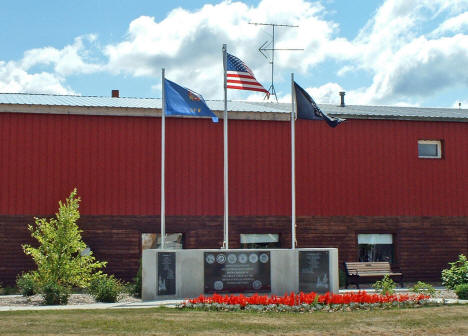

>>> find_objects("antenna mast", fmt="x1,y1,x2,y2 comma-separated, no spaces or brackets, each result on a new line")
249,22,303,102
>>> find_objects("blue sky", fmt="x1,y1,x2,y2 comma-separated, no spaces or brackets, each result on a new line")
1,0,467,107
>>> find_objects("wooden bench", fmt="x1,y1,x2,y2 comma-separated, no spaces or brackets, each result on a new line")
344,261,404,289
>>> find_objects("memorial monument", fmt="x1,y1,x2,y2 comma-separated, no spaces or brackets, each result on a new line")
142,248,339,301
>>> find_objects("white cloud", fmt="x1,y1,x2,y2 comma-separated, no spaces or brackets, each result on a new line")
431,12,468,36
0,60,75,94
304,83,345,105
0,34,101,94
102,0,348,98
1,0,468,106
337,65,355,77
337,0,468,105
357,35,468,104
21,35,101,76
101,0,468,105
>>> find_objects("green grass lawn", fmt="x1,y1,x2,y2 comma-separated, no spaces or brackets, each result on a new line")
0,305,467,335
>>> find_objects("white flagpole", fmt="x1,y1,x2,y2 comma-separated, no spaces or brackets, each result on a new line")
291,73,296,249
222,44,229,249
161,68,166,249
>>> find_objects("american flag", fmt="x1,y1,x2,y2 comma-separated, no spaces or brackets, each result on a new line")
226,53,269,96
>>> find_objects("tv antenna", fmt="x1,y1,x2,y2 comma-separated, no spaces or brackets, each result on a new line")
249,22,303,102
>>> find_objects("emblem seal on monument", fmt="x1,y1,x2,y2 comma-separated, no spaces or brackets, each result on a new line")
238,253,248,263
205,254,215,264
216,254,226,264
249,253,259,263
259,253,269,263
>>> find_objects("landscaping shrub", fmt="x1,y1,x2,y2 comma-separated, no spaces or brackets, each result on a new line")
455,284,468,300
372,275,396,295
41,281,71,305
16,272,36,297
130,262,142,298
410,281,436,296
87,275,125,303
441,254,468,290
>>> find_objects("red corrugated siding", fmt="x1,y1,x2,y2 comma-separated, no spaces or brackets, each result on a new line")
0,112,467,216
229,119,291,215
295,119,468,216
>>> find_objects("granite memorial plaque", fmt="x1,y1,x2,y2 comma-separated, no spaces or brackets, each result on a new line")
204,251,271,294
158,252,176,295
299,251,330,293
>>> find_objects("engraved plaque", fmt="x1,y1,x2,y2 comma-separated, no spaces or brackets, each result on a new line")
204,251,271,294
158,252,176,295
299,251,330,293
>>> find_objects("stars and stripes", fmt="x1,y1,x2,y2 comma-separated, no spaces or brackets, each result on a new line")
226,53,269,96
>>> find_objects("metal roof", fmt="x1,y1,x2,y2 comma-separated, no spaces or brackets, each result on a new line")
0,93,161,108
0,92,467,122
323,104,468,122
0,93,285,113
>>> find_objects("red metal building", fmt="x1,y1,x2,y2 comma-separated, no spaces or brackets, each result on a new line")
0,93,467,284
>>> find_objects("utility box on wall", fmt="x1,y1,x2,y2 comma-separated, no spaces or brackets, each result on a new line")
142,248,339,301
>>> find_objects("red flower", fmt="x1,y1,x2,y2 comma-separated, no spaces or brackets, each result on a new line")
185,291,429,307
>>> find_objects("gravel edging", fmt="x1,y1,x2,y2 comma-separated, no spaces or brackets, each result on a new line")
0,293,141,307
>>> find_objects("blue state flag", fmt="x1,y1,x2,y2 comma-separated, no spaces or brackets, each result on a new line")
164,79,218,122
294,81,345,127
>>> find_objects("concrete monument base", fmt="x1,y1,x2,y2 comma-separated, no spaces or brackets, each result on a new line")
142,248,338,301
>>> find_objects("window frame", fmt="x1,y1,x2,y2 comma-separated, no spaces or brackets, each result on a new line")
355,231,399,266
240,233,281,249
141,232,184,251
418,140,442,159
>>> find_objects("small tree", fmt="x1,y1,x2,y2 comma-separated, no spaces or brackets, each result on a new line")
23,189,106,291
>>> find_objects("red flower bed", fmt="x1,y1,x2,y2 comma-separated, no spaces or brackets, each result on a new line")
187,291,429,307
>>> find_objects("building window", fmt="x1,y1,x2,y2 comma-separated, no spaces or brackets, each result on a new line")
141,233,184,250
418,140,442,159
358,234,393,263
240,233,280,249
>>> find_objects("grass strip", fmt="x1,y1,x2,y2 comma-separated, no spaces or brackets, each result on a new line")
0,305,467,335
